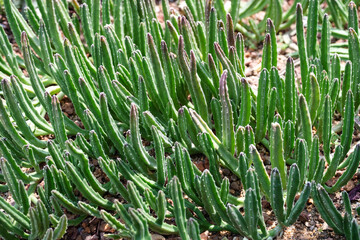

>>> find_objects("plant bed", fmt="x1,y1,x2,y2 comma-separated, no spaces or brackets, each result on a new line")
0,0,360,239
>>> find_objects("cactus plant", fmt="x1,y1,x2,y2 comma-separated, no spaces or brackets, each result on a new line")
0,0,359,239
311,182,360,238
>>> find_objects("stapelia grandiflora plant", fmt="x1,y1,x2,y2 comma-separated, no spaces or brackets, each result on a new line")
0,0,359,239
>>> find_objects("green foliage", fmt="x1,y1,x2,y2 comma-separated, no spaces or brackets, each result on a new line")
311,183,360,239
0,0,359,239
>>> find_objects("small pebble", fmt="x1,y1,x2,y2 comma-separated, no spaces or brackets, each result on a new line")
200,230,209,239
299,212,309,223
230,181,241,191
222,169,230,176
344,180,355,191
230,175,237,181
99,222,112,232
151,234,165,240
85,235,99,240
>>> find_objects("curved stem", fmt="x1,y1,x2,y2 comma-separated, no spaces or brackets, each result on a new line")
266,224,283,238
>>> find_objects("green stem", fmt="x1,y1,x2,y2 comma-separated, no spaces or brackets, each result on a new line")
266,224,283,238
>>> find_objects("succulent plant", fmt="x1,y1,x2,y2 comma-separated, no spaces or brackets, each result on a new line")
0,0,359,239
311,182,360,239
